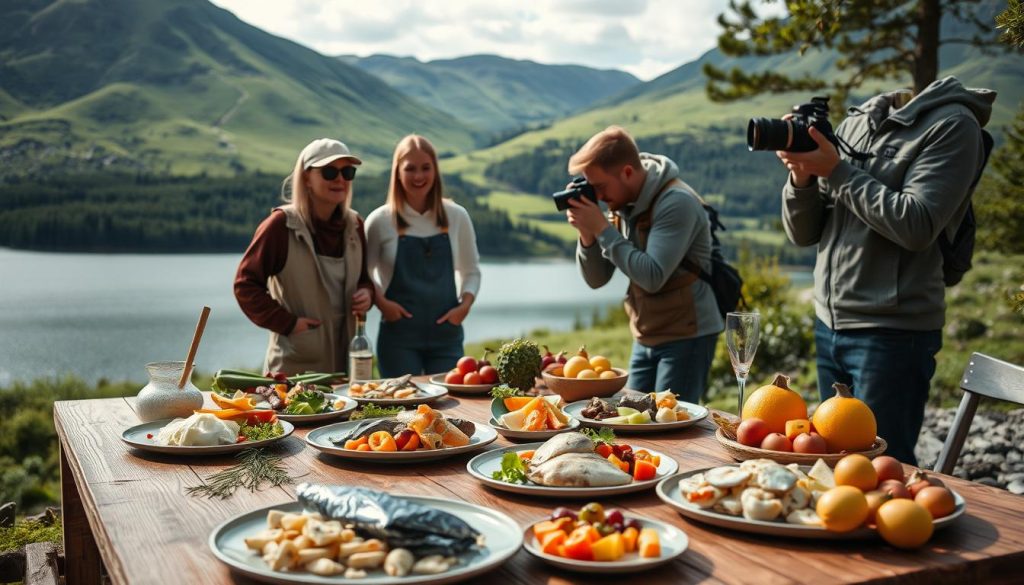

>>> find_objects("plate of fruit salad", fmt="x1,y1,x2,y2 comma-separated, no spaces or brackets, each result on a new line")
523,503,688,573
487,387,581,440
656,456,964,545
429,353,499,394
305,405,497,462
565,390,707,433
467,429,677,497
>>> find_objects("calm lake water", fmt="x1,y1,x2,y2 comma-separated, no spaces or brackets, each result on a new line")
0,248,811,385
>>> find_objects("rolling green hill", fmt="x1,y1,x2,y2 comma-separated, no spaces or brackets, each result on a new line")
340,54,639,136
0,0,476,176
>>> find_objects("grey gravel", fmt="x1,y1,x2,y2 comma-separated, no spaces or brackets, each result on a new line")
915,407,1024,494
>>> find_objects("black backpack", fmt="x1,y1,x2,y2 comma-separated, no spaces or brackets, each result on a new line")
682,204,747,318
937,128,994,286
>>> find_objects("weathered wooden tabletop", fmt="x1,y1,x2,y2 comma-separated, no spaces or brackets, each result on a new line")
54,381,1024,585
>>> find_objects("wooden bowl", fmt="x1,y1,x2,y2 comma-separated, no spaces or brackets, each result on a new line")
541,367,629,402
715,428,887,466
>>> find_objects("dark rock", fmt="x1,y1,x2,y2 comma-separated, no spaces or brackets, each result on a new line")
976,476,1000,487
0,502,14,528
982,453,1006,465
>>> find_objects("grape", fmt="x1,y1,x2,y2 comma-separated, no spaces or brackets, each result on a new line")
604,509,624,527
578,502,605,524
550,507,577,521
594,522,617,537
624,518,642,531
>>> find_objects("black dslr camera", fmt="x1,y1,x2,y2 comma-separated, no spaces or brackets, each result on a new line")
747,97,839,152
552,176,597,211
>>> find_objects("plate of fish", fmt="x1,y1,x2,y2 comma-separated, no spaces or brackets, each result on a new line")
334,375,448,406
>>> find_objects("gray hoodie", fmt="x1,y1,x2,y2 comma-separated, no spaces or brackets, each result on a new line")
782,76,995,331
577,153,724,340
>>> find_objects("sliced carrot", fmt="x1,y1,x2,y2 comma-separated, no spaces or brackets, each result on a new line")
541,530,567,555
355,443,371,451
532,517,573,541
518,450,535,461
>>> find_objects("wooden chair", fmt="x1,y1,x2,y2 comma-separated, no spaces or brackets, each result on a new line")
934,352,1024,475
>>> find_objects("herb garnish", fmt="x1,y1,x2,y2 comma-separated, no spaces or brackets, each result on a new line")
582,427,616,445
186,448,293,499
489,384,521,400
491,452,529,484
349,403,404,420
239,421,284,442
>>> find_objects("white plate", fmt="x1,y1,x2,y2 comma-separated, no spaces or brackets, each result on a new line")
256,394,357,424
487,417,580,441
656,467,966,539
564,399,708,433
121,419,294,455
306,419,497,462
209,496,522,585
466,442,678,497
522,514,688,573
334,381,448,406
429,373,497,395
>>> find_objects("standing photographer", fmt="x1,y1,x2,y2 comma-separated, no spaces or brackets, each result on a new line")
564,126,723,403
776,77,994,464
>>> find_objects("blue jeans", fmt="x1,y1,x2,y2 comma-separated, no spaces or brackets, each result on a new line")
627,334,718,404
376,341,463,378
814,318,941,465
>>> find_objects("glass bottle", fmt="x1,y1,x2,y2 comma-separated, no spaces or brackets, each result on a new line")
136,361,204,422
348,316,373,382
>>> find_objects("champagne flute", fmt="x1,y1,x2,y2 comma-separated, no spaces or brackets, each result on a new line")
725,311,760,415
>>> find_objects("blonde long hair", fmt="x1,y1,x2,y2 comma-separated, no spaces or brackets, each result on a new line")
281,152,353,234
387,135,447,230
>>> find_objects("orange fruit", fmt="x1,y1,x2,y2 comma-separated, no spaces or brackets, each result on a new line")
563,356,589,379
833,454,878,491
741,374,808,434
599,370,618,380
875,499,934,549
576,369,599,380
816,486,870,532
812,383,877,452
589,355,612,372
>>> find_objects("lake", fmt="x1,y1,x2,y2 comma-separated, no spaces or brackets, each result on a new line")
0,248,810,385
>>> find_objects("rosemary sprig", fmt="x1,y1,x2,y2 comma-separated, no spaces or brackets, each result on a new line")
186,448,293,499
349,403,404,420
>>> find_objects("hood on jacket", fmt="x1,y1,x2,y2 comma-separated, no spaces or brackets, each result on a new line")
625,153,680,219
852,76,996,129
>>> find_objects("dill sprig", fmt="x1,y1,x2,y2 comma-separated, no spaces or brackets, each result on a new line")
186,448,293,499
349,403,404,420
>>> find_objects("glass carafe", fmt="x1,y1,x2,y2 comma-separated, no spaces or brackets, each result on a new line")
136,361,204,422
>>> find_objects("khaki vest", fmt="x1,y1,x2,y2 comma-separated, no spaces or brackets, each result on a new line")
623,180,701,346
263,205,363,375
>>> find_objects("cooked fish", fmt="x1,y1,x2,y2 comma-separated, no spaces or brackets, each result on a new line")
330,419,406,445
396,411,475,438
528,432,595,467
527,452,632,487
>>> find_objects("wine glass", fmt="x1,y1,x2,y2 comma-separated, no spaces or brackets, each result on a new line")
725,311,760,415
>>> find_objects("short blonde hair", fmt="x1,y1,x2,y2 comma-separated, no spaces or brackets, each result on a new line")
387,135,448,230
568,126,643,175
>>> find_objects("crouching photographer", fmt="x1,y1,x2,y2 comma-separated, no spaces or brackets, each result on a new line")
561,126,723,403
769,77,995,464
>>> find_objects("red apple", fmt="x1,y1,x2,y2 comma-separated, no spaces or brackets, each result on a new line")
444,369,464,385
760,433,793,452
736,417,770,447
878,479,912,499
793,432,827,454
457,356,477,375
871,456,905,484
478,365,498,384
463,372,482,385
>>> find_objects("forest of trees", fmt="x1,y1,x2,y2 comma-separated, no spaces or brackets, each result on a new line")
0,172,569,256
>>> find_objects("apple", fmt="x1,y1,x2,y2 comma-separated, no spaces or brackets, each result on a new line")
793,432,827,454
760,433,793,452
478,365,499,384
444,369,464,385
457,356,477,375
736,417,770,447
871,456,905,484
878,479,911,499
463,372,482,385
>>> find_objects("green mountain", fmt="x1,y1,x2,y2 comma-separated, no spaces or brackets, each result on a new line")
0,0,476,177
340,54,639,137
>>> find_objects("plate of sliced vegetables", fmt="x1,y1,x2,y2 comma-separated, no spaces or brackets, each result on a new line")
565,390,707,433
523,503,687,573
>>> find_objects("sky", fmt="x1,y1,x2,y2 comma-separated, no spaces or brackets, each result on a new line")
208,0,766,81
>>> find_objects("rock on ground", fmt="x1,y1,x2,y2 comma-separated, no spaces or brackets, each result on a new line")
915,407,1024,494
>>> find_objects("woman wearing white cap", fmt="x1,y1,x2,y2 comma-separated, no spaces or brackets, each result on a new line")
234,138,374,375
365,135,481,377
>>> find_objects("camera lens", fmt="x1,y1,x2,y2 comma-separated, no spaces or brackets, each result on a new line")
747,117,793,151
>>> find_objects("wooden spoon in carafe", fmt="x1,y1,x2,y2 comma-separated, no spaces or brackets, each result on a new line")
179,306,211,388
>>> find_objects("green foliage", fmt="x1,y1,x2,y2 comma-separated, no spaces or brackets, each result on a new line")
997,0,1024,48
495,338,542,393
0,520,62,553
706,1,1004,108
975,102,1024,254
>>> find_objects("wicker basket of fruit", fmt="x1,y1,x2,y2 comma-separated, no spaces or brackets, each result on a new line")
712,375,887,466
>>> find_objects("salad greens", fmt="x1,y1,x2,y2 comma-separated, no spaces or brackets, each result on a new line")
239,421,285,442
349,403,405,420
284,390,326,415
489,385,521,400
582,427,616,445
491,452,529,484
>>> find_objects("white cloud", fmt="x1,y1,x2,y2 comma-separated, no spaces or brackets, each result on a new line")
210,0,781,80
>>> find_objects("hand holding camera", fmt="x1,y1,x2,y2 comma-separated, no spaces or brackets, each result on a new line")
556,177,609,245
776,126,841,187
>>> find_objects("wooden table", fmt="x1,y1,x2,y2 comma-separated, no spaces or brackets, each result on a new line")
55,384,1024,585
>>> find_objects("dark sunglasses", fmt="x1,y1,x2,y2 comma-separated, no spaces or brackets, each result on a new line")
318,165,357,181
